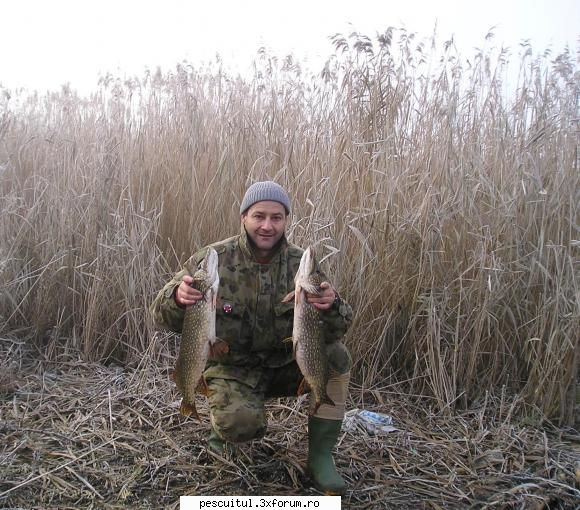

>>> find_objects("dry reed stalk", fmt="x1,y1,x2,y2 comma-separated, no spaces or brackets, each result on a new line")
0,29,578,426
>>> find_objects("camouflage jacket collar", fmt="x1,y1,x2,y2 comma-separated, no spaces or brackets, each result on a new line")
239,225,288,264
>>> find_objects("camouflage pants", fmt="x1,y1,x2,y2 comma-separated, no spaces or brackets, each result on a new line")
206,341,351,443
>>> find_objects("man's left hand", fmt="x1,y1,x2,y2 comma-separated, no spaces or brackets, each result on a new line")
306,281,336,311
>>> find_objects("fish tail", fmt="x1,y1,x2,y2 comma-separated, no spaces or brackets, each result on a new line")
322,391,336,407
311,391,336,415
180,399,200,420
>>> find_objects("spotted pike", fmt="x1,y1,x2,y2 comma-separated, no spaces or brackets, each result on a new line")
283,246,335,415
173,247,228,418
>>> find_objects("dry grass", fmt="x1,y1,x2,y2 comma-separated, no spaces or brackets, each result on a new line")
1,336,579,509
0,30,578,424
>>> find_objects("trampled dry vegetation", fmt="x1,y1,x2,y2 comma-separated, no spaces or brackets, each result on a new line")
1,335,579,509
1,29,579,508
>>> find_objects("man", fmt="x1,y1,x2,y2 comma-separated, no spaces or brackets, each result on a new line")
150,181,353,495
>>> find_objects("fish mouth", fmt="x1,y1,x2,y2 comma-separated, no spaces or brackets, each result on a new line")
201,247,219,292
295,247,320,294
298,247,316,276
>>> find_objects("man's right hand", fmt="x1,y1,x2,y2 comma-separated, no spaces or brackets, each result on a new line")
174,275,203,307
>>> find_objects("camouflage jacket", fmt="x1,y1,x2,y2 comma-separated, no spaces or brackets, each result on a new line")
150,227,353,387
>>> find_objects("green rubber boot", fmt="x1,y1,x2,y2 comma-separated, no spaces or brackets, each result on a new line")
207,425,226,454
307,416,347,495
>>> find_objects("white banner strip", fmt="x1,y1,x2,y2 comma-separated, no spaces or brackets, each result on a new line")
181,496,341,509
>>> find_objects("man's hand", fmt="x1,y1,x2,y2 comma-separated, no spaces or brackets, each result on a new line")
175,275,203,307
306,281,336,311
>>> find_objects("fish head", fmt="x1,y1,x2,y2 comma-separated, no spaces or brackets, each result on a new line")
295,246,324,295
203,247,219,294
192,247,220,295
298,246,316,277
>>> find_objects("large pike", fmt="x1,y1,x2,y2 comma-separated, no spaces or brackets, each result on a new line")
173,248,228,419
283,247,335,415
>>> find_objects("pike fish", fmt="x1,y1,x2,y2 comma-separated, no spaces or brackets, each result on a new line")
283,246,335,415
173,247,228,419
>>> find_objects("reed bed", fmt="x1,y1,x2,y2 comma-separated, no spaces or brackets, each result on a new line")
0,30,578,424
1,335,579,509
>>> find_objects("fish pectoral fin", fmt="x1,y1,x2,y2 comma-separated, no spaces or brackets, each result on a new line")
297,377,311,396
282,336,293,344
196,376,209,396
281,290,295,303
209,338,229,357
302,283,321,296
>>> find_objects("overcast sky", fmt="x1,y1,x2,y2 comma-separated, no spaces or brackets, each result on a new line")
1,0,578,94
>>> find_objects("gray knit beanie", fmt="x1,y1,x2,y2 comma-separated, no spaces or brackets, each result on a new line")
240,181,291,215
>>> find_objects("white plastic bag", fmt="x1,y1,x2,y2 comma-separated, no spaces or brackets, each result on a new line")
343,408,398,435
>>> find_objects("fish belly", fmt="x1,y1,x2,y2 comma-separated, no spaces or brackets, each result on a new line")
294,299,334,414
176,302,212,417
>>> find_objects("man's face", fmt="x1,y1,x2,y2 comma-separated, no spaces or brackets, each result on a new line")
242,201,288,256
